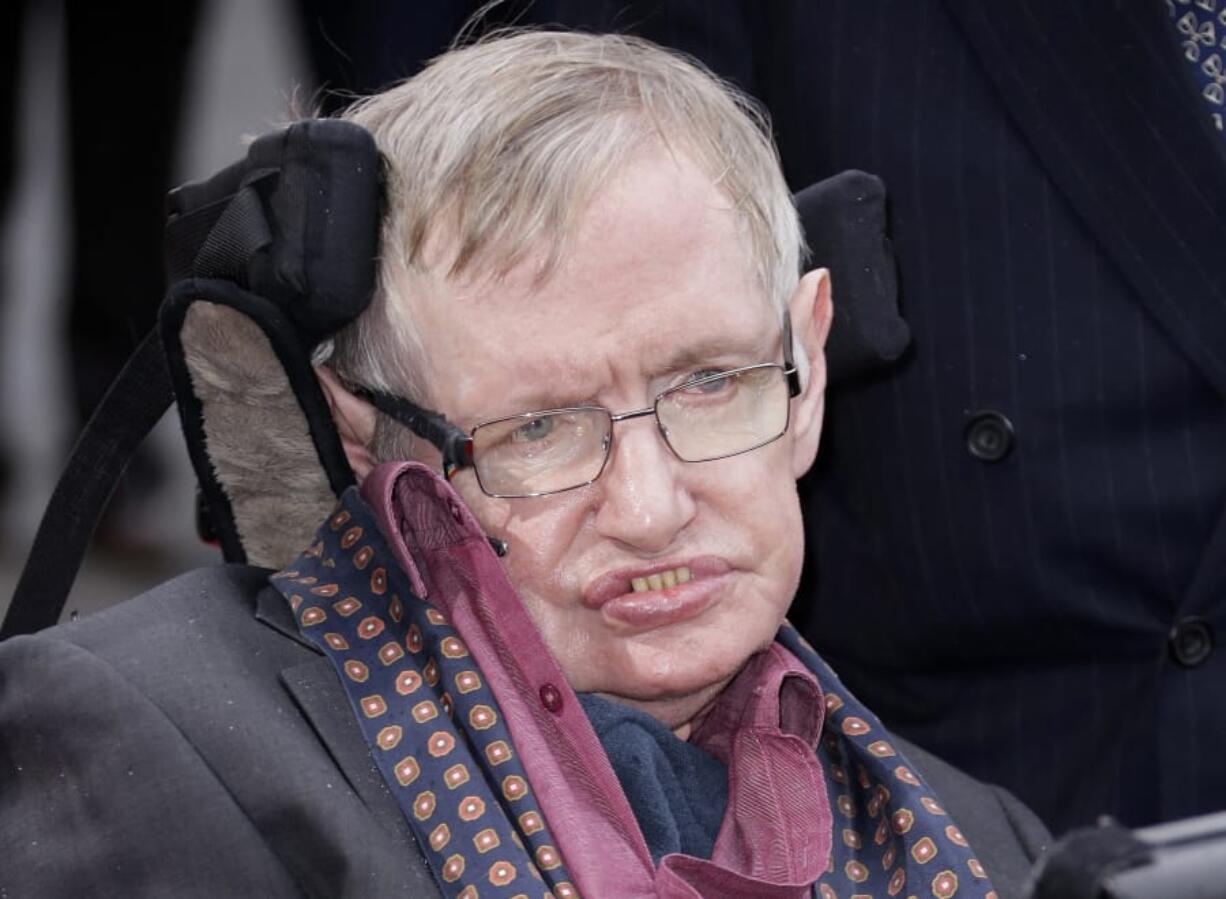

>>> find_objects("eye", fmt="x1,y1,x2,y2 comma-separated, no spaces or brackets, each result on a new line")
681,369,734,395
511,416,556,442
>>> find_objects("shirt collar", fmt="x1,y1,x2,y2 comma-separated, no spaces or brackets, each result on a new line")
692,641,825,762
359,460,833,898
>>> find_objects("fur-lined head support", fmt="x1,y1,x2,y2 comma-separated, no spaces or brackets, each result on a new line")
161,119,381,568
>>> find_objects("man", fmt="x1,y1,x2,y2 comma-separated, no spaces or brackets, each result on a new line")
0,32,1046,897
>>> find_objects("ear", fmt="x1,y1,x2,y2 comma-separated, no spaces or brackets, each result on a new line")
788,268,834,479
315,364,378,481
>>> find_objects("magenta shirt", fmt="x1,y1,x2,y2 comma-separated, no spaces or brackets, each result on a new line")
362,461,832,898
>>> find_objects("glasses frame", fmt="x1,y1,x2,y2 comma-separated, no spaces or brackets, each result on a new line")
356,313,802,498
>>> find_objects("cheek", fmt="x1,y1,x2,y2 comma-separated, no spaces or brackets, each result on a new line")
708,453,806,596
772,488,807,600
464,488,590,605
503,534,576,604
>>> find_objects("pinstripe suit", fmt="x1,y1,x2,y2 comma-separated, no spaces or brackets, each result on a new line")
543,0,1226,832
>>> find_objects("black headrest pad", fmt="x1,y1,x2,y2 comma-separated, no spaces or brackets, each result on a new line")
796,170,911,383
165,119,381,342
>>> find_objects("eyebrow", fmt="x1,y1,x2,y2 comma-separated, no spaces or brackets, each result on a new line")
481,329,781,419
645,329,780,381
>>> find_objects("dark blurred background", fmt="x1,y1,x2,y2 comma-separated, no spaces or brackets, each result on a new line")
0,0,496,623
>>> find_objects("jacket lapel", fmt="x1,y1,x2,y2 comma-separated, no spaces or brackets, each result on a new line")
255,587,417,849
255,583,317,649
942,0,1226,397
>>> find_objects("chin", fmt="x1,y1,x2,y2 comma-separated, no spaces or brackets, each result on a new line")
598,646,744,705
550,601,784,709
596,676,731,729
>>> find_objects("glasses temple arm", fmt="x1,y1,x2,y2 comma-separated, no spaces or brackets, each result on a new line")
353,388,474,479
783,312,802,398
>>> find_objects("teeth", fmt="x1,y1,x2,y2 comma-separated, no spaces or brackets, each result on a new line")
629,567,692,593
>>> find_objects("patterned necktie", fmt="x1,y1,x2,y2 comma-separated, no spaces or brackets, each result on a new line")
1165,0,1226,135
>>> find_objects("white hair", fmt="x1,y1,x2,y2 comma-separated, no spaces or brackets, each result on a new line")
321,30,806,459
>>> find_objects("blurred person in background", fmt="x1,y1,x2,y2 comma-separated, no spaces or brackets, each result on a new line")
0,2,487,552
538,0,1226,834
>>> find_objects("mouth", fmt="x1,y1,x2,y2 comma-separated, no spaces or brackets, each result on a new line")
582,557,732,630
630,566,692,593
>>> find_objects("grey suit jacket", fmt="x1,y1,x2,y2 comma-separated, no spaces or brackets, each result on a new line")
0,566,1048,897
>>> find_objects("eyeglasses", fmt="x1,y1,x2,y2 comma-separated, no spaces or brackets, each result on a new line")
357,316,801,498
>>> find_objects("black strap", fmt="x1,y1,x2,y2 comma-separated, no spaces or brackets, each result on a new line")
192,184,273,282
165,173,276,282
1,330,173,639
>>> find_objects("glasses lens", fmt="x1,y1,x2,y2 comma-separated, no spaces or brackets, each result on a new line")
471,408,612,496
656,365,790,462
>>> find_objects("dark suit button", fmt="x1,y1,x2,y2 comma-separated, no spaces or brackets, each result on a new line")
965,410,1015,463
1169,618,1213,668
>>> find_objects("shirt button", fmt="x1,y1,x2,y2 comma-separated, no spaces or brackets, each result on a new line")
447,499,464,525
1169,617,1213,668
964,410,1015,463
539,683,563,714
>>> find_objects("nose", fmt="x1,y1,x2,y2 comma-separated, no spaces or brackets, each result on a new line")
592,417,696,554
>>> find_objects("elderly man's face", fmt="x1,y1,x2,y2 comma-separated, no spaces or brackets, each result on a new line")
405,149,830,728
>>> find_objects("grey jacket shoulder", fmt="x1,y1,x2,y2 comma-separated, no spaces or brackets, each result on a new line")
898,735,1049,899
41,563,278,647
0,565,439,899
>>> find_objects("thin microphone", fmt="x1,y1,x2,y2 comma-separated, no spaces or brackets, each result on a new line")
487,536,509,557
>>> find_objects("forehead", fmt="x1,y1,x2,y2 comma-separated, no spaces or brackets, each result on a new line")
408,150,777,415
